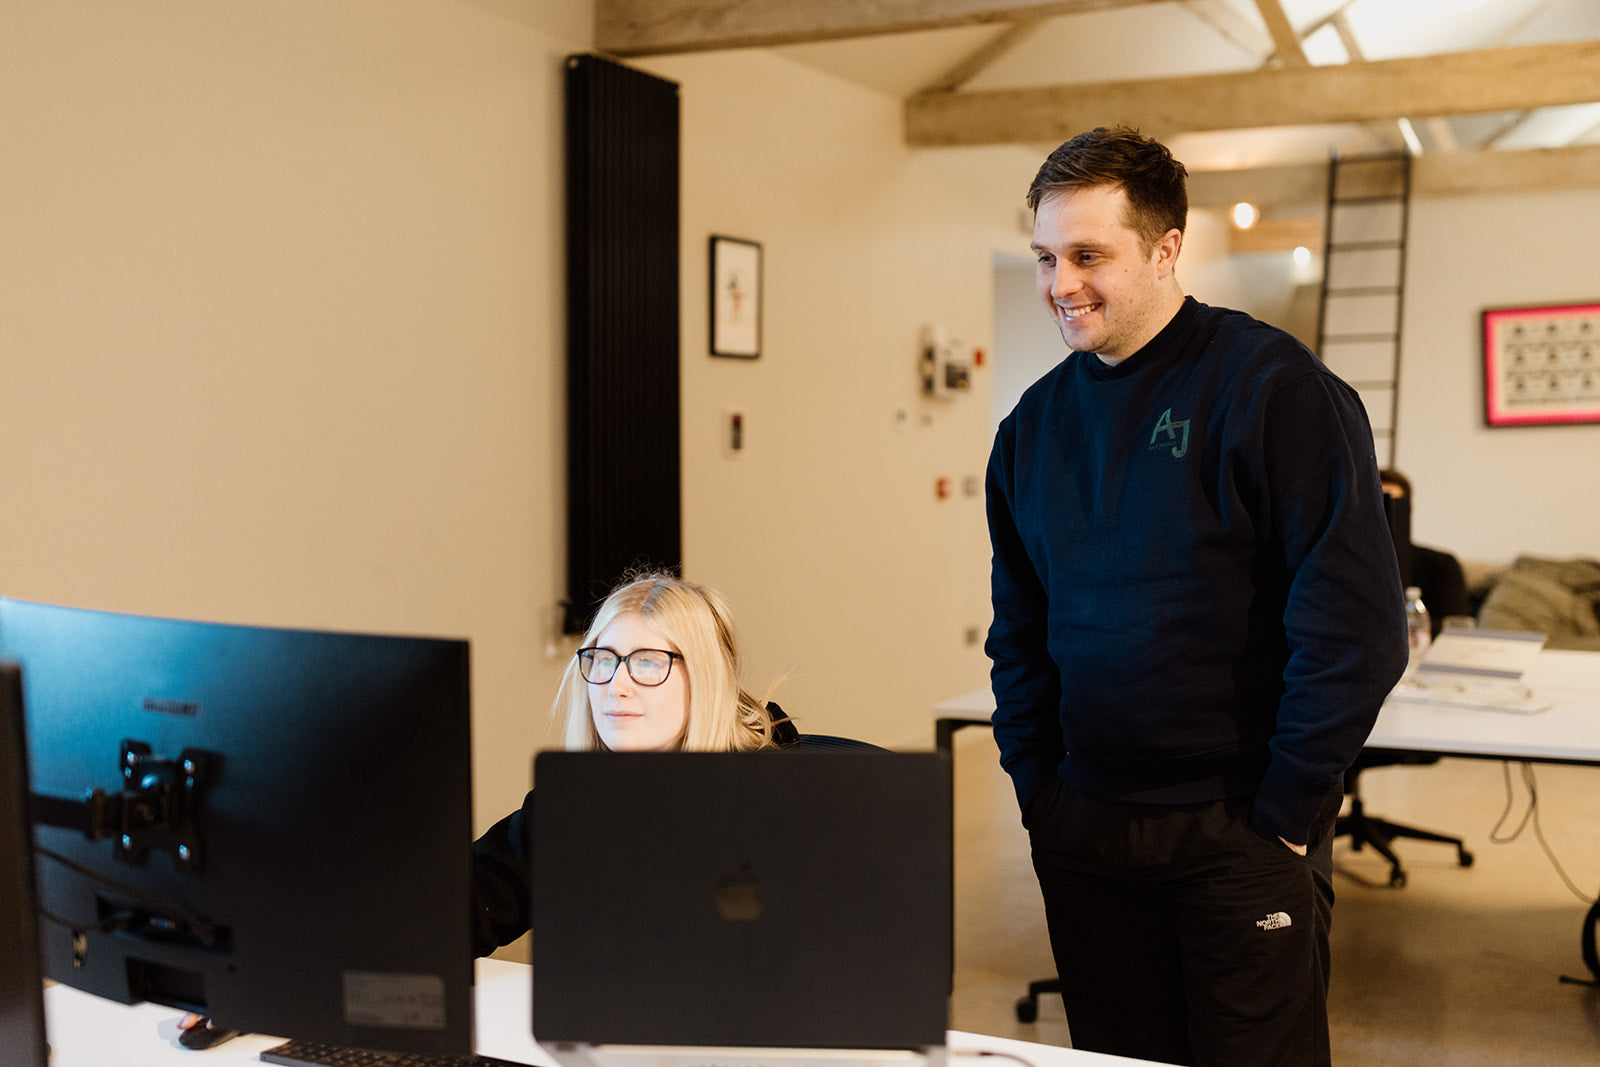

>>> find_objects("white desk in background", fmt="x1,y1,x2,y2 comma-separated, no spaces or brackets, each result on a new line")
43,958,1158,1067
1363,649,1600,763
931,649,1600,982
934,650,1600,764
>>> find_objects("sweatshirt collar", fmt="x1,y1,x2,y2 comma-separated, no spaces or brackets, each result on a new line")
1080,296,1202,381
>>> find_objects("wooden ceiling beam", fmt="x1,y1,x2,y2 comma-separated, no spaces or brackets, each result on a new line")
1251,0,1308,68
905,39,1600,146
1228,216,1322,254
1186,143,1600,209
1413,142,1600,197
595,0,1161,56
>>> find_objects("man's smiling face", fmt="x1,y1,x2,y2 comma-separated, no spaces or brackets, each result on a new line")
1032,183,1183,365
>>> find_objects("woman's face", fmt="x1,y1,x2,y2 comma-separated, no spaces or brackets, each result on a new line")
587,613,690,752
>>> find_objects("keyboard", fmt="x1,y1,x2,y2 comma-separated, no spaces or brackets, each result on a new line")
259,1038,531,1067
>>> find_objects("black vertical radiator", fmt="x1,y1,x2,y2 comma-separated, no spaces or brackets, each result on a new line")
563,54,681,634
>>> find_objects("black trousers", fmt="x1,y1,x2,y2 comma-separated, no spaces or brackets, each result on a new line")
1028,778,1341,1067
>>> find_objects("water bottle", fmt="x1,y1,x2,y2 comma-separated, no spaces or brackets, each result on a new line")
1404,586,1431,677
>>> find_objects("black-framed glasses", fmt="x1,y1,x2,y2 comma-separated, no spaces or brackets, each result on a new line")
575,647,682,687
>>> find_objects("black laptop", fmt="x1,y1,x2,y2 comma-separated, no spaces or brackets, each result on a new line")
530,750,952,1067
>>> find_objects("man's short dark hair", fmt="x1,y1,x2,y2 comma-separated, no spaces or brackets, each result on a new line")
1027,126,1189,253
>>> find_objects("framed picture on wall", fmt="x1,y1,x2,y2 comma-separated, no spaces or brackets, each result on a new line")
1482,301,1600,427
709,235,762,359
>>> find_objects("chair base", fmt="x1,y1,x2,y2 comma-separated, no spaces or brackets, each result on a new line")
1015,977,1060,1023
1335,797,1474,887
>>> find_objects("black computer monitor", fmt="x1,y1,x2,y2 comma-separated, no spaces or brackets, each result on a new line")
0,599,475,1056
1,661,49,1067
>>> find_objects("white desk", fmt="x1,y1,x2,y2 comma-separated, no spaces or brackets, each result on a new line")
43,958,1155,1066
934,649,1600,765
1365,649,1600,763
42,959,547,1066
932,650,1600,985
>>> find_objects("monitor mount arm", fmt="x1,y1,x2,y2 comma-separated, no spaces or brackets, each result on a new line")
30,741,215,872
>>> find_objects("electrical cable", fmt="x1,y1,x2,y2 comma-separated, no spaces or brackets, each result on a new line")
33,844,221,944
1486,762,1600,987
1486,760,1595,905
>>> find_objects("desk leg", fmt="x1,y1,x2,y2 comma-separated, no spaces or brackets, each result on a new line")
934,716,991,757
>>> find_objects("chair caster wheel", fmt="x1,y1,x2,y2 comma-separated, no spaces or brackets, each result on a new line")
1459,850,1475,867
1388,869,1408,888
1015,998,1038,1023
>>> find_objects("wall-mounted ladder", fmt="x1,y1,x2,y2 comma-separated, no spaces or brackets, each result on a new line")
1314,152,1413,469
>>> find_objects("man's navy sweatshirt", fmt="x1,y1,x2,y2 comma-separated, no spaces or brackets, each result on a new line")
985,297,1409,846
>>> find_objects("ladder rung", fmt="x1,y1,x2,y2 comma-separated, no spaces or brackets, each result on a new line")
1332,195,1406,206
1326,241,1404,251
1322,153,1409,452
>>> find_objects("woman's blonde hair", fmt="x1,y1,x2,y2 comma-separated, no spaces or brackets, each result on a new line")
557,571,780,751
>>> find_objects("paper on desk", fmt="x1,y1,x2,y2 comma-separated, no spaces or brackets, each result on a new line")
1386,627,1553,714
1417,627,1546,680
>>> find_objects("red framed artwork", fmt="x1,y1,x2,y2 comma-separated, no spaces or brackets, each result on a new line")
1481,302,1600,427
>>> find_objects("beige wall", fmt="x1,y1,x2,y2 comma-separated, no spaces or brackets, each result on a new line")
1,0,581,830
638,47,1034,746
0,0,1032,848
1397,187,1600,565
5,2,1592,847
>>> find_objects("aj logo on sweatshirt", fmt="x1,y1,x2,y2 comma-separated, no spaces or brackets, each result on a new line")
1150,407,1191,459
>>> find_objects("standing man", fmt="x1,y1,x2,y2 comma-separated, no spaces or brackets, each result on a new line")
985,126,1408,1066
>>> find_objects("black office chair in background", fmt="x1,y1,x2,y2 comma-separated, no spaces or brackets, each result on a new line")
1333,470,1474,888
1015,977,1060,1024
768,705,886,752
1336,754,1473,887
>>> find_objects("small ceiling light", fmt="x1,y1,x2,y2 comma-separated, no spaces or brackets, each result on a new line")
1232,202,1259,229
1293,246,1312,266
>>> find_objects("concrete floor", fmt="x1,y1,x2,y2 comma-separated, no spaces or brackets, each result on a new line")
947,726,1600,1065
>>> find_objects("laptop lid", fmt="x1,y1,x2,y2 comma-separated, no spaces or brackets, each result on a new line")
530,750,951,1057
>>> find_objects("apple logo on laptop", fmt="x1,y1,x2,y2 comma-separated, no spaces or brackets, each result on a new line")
714,861,762,922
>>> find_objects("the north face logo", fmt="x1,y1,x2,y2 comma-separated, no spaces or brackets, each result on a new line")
1150,407,1191,458
1256,911,1293,931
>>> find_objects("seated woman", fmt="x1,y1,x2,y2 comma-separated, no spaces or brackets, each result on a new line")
180,572,804,1044
472,570,804,956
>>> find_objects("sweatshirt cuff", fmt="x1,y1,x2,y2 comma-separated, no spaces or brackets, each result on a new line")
1002,755,1059,823
1251,759,1334,845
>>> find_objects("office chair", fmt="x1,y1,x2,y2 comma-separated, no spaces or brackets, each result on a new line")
1336,754,1473,887
1333,471,1474,888
768,703,886,751
1015,977,1060,1024
793,733,886,751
